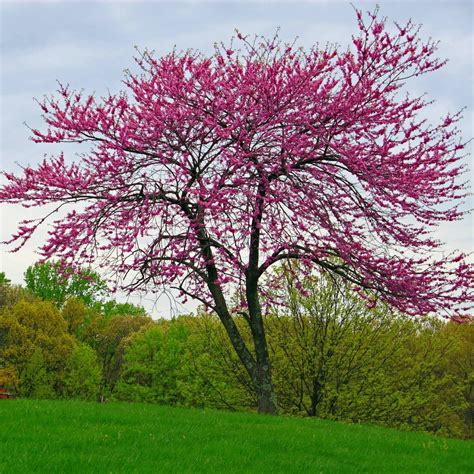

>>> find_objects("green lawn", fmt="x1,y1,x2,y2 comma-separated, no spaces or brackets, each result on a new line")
0,399,472,473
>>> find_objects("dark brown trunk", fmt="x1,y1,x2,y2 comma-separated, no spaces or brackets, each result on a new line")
208,280,258,383
246,273,278,415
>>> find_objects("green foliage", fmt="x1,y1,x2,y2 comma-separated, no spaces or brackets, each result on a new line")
440,322,474,438
24,261,107,307
116,315,254,410
0,291,147,403
0,272,11,285
1,400,472,473
0,299,75,397
176,314,255,410
266,270,399,417
61,297,98,337
324,319,468,438
264,270,472,438
83,313,153,400
0,281,34,309
1,263,471,440
93,300,147,319
111,286,473,438
116,319,189,404
19,348,56,399
62,343,101,401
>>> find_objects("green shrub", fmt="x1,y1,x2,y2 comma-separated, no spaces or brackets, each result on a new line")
62,343,101,401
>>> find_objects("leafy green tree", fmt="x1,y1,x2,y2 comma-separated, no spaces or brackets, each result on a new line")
19,348,55,399
0,274,33,309
178,314,255,410
265,268,470,437
0,366,17,391
266,269,406,417
61,297,99,338
331,318,468,438
62,343,101,400
83,313,153,400
0,299,75,397
439,321,474,438
24,261,107,307
116,320,188,404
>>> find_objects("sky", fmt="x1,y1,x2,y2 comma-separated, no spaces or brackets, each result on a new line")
1,0,473,318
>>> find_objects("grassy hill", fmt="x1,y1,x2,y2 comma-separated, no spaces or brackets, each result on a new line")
0,399,472,473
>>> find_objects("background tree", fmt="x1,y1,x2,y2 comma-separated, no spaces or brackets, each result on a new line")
0,272,33,309
1,271,469,436
83,313,153,400
62,342,101,401
61,297,97,338
0,273,11,285
177,314,256,411
1,8,472,413
24,261,107,307
265,270,470,437
117,314,255,410
113,304,472,437
94,300,148,319
116,319,189,405
441,321,474,438
266,268,403,416
0,300,75,397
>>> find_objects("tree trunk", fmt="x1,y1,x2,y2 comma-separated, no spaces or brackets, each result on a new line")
246,277,278,415
242,179,278,414
212,287,278,415
208,274,277,414
254,358,278,414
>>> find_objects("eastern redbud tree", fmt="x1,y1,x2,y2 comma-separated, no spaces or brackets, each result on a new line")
1,9,472,413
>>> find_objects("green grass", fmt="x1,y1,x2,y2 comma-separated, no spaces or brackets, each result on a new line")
0,399,472,473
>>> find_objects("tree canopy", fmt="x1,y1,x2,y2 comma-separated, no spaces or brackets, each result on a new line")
24,261,107,307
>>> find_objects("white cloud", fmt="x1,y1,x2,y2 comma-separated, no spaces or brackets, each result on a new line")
3,43,128,76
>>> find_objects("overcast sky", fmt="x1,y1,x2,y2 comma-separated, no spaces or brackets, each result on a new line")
1,1,473,318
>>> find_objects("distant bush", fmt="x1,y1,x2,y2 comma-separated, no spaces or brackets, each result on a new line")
62,343,101,401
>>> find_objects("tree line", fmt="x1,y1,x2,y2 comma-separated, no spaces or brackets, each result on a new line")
0,263,472,439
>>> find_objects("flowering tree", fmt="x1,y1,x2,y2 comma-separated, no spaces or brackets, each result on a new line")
1,9,472,413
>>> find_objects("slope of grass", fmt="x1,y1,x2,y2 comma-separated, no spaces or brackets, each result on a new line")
0,399,472,473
